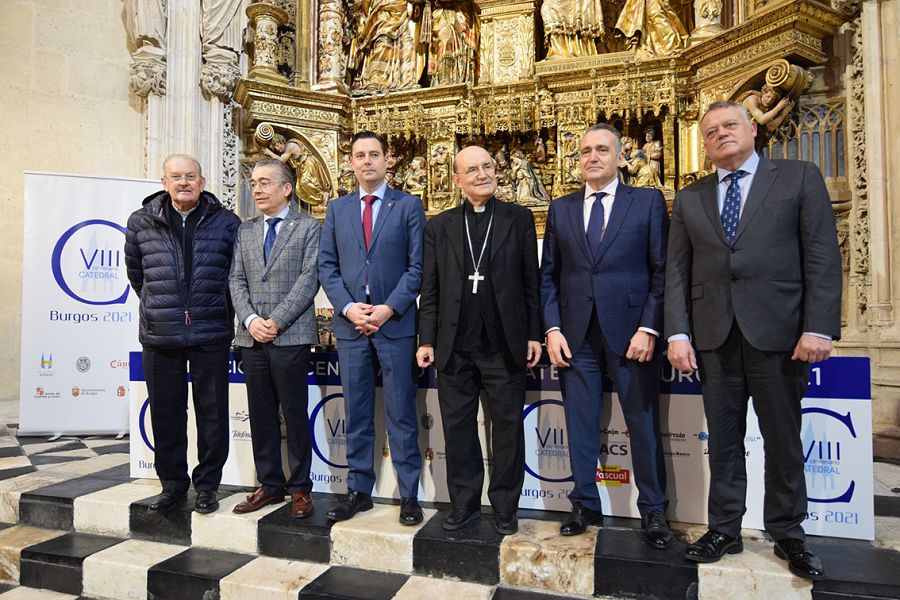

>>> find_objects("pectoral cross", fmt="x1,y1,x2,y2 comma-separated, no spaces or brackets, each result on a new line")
468,270,484,294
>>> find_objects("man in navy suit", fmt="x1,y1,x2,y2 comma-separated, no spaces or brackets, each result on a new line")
319,131,426,525
540,123,671,547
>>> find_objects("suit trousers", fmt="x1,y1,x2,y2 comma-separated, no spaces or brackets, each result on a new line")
143,345,230,494
437,349,526,514
697,320,809,541
337,334,422,498
242,343,312,495
560,315,667,515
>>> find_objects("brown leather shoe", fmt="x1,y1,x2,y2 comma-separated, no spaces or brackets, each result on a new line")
291,492,314,518
232,488,285,514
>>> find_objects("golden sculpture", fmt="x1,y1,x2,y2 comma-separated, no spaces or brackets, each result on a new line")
740,84,794,148
422,0,478,85
349,0,422,93
642,128,663,181
262,134,333,206
540,0,605,59
403,156,428,205
337,155,356,196
614,0,688,57
511,150,550,205
623,149,662,188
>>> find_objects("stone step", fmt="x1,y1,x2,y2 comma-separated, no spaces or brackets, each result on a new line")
18,532,124,596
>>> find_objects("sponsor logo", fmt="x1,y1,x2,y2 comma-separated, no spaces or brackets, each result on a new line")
802,407,859,504
71,386,80,397
75,356,91,373
420,412,434,430
40,354,53,369
596,465,631,486
523,400,573,483
109,359,129,369
310,393,348,469
425,447,435,461
695,431,709,441
660,431,687,440
139,398,154,451
51,219,129,305
231,410,250,422
116,386,126,397
35,387,43,396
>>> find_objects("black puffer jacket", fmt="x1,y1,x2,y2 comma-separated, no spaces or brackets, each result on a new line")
125,190,241,349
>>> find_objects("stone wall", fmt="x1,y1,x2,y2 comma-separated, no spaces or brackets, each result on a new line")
0,0,143,401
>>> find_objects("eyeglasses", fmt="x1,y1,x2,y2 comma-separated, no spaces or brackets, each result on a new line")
165,174,200,183
249,178,284,190
463,163,495,176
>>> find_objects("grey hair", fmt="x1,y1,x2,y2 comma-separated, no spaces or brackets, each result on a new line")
583,123,623,152
253,157,295,187
702,101,752,124
162,154,203,177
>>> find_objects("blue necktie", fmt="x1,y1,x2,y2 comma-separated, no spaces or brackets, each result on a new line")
721,170,746,243
263,217,282,264
586,191,607,257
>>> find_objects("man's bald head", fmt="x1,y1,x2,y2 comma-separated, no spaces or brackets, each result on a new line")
452,145,498,206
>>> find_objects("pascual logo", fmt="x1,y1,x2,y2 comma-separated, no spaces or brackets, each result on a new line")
310,393,348,469
40,354,53,369
523,400,573,483
75,356,91,373
51,219,129,305
596,465,631,486
803,407,858,504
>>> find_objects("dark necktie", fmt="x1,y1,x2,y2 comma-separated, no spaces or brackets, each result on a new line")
721,170,746,243
263,217,282,264
362,195,377,250
586,191,607,257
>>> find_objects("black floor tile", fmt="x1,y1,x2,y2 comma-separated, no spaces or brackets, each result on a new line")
131,492,195,545
257,492,337,563
92,442,130,455
0,446,24,458
29,454,86,466
147,547,254,600
594,527,697,600
874,494,900,518
811,537,900,599
19,471,126,530
299,566,408,600
492,587,582,600
19,532,124,595
413,509,503,585
21,439,89,454
0,466,37,480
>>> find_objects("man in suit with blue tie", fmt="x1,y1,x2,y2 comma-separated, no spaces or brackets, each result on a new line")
540,123,671,547
229,158,321,518
666,102,840,579
318,131,426,525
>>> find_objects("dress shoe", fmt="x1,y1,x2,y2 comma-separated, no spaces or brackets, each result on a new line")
233,488,285,514
194,490,219,514
642,510,672,549
774,538,825,580
291,492,314,518
441,508,481,531
683,529,743,563
560,502,603,536
326,490,373,521
148,491,186,513
399,497,423,525
494,512,518,535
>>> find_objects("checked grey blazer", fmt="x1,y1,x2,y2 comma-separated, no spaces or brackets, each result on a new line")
229,204,321,347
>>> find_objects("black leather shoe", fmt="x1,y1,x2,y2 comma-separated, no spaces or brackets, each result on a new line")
194,490,219,514
774,538,825,580
399,497,424,525
560,502,603,536
326,490,373,521
494,512,518,535
148,491,186,513
442,509,481,531
642,510,672,549
683,529,743,563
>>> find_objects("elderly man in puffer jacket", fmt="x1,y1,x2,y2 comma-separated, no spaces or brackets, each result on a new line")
125,154,241,515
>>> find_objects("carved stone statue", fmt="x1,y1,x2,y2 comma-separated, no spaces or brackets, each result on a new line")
429,143,455,209
403,156,428,205
349,0,422,93
510,150,550,206
642,128,663,181
540,0,605,59
619,136,637,184
127,0,167,49
263,134,333,206
337,154,357,195
740,83,794,149
423,0,478,86
614,0,689,57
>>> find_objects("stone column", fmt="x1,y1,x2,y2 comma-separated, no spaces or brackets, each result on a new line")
295,0,314,87
315,0,349,93
247,2,290,84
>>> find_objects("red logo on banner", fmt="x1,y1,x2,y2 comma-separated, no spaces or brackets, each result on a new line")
596,465,631,486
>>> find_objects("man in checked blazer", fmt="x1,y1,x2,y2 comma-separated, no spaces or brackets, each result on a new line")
229,158,321,518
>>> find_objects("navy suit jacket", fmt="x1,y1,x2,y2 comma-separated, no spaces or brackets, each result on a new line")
540,184,669,356
318,187,426,340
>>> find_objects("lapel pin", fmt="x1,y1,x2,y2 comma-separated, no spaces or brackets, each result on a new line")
388,202,393,208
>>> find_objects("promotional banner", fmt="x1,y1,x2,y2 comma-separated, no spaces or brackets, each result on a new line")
129,353,872,539
20,172,157,434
